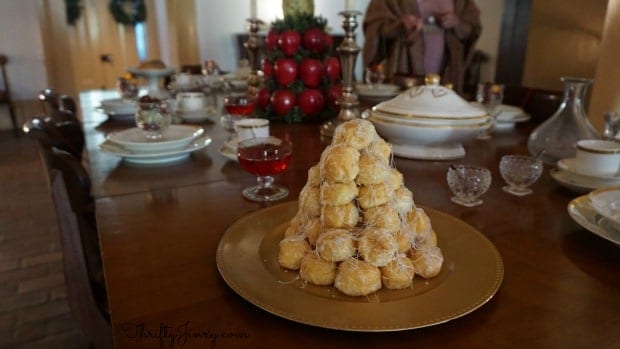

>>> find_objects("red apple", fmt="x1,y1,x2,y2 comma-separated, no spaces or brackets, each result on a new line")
303,28,325,54
278,30,301,56
266,31,279,52
261,59,273,77
326,84,343,107
273,58,298,86
256,88,271,109
298,89,325,117
299,58,324,88
323,32,333,50
271,89,296,116
325,56,341,81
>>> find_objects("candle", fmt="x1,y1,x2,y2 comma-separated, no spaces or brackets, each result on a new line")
345,0,354,11
250,0,257,18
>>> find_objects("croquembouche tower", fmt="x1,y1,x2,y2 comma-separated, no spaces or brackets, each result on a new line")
278,119,444,296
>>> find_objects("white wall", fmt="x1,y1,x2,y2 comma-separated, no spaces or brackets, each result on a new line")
194,0,501,82
476,0,504,83
0,1,48,128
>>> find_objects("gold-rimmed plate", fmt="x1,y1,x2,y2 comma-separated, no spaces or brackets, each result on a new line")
568,194,620,245
216,201,503,331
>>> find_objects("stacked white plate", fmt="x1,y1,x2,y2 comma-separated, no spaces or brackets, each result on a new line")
355,83,400,99
568,187,620,245
99,125,211,165
470,103,531,129
98,98,137,121
551,158,620,193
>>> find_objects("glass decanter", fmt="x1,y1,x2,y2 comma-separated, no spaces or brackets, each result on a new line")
527,77,600,165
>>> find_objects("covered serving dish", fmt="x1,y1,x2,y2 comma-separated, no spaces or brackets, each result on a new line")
368,75,491,160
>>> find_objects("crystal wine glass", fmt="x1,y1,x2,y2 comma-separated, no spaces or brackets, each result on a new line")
221,93,256,134
237,136,293,202
499,155,543,196
365,64,385,87
476,82,504,140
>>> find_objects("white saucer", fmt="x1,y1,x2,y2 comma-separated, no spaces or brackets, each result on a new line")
176,107,217,123
550,168,620,194
100,134,212,165
95,107,135,122
218,138,241,161
557,158,620,181
355,83,400,98
218,145,238,162
100,98,137,113
568,194,620,245
107,125,204,153
588,187,620,227
470,103,530,129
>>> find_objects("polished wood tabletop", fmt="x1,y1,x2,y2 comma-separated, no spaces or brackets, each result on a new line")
82,91,620,348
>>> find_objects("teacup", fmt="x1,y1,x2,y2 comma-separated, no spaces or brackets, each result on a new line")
574,139,620,177
234,118,270,141
176,92,206,111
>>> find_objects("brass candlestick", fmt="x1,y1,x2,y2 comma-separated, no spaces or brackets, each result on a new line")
320,10,362,138
244,17,263,97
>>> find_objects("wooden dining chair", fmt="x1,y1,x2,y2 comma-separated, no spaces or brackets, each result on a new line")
0,54,19,135
26,91,85,160
49,165,113,349
23,115,107,307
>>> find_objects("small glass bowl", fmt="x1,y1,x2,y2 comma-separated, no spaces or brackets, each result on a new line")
499,155,543,196
446,165,492,207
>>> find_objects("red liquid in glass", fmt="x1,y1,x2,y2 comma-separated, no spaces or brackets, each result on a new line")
225,103,255,116
238,143,291,176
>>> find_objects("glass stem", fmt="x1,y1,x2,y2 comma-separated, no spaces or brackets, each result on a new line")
256,175,274,188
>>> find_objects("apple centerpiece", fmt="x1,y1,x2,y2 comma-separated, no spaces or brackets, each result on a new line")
256,12,343,123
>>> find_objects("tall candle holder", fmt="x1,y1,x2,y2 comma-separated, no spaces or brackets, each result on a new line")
320,10,362,138
244,17,264,98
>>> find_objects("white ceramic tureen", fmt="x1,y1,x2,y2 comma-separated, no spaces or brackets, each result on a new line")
368,76,491,160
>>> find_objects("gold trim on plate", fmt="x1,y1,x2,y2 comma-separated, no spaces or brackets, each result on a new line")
216,201,504,331
371,108,488,121
370,115,491,129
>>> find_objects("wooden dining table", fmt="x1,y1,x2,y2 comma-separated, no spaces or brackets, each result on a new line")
81,90,620,348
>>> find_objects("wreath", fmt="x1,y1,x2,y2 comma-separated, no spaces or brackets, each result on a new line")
109,0,146,26
65,0,83,25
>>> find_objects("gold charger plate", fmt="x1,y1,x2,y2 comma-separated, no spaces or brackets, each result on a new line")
216,201,504,331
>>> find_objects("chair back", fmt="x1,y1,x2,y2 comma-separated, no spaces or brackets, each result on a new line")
0,54,19,134
49,169,112,349
23,109,85,160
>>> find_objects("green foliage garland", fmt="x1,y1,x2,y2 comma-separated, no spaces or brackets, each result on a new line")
109,0,146,26
65,0,82,25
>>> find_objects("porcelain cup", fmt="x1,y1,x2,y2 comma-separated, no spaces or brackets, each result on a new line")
234,118,270,141
175,73,192,87
574,139,620,177
176,92,206,111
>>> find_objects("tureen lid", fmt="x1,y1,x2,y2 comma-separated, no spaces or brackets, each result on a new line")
372,75,486,119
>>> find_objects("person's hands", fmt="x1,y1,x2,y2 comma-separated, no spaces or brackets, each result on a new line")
400,14,422,45
437,11,459,29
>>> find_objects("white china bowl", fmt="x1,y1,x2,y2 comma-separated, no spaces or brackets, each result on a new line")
369,84,491,160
